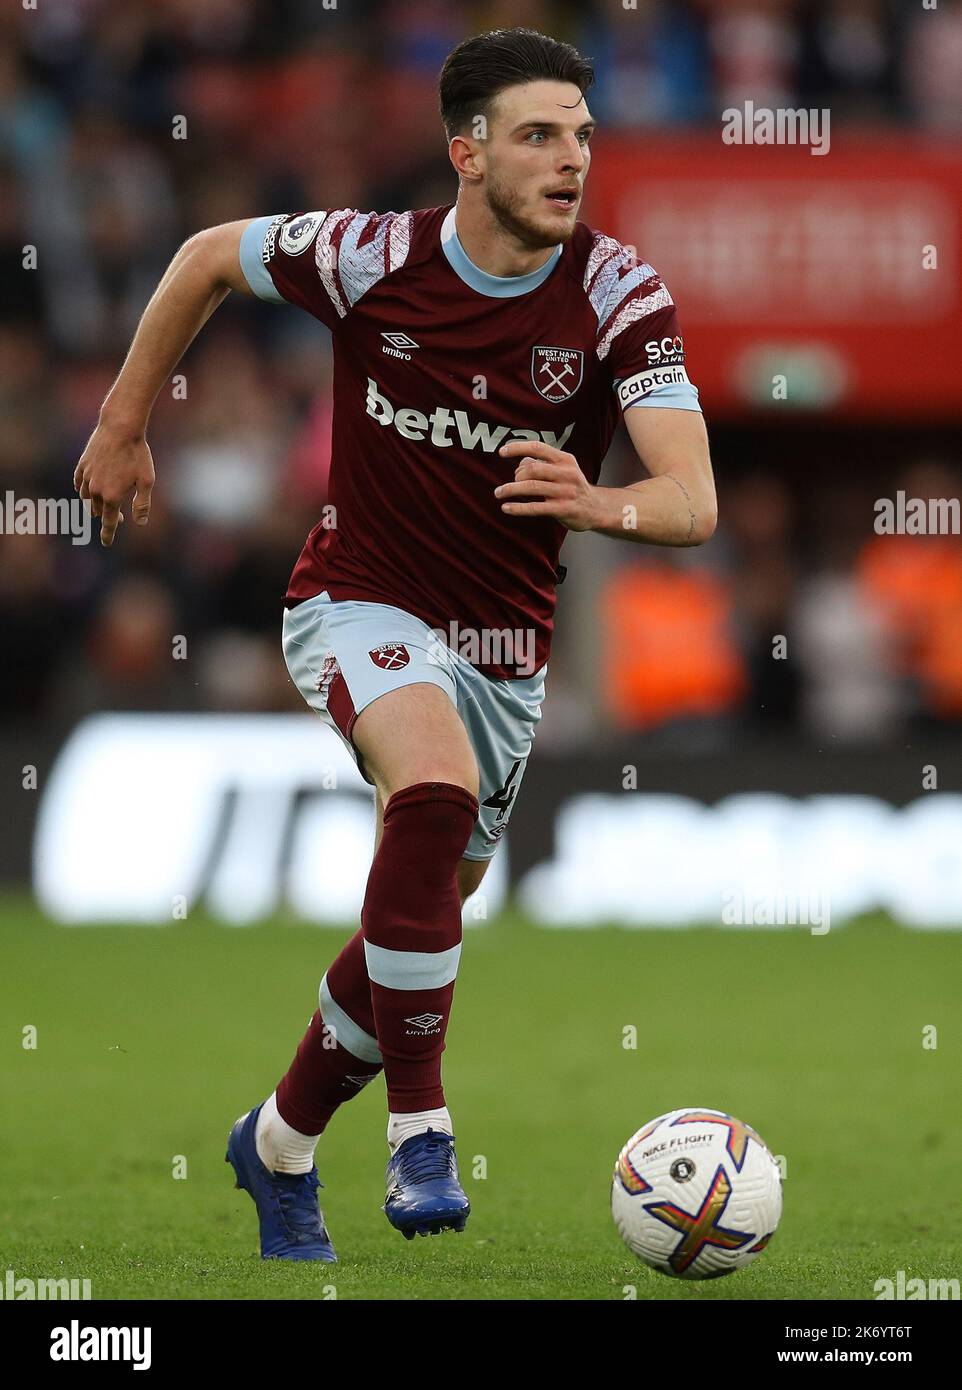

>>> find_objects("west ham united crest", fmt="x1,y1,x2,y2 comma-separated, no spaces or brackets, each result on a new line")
531,346,584,402
369,643,410,671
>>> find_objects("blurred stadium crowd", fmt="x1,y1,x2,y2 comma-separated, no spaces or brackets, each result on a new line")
2,0,961,748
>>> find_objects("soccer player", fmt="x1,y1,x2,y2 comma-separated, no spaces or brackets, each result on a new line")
74,28,715,1259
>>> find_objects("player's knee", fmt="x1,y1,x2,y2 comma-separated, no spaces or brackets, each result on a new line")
383,763,479,802
367,784,479,911
381,781,479,868
370,741,479,803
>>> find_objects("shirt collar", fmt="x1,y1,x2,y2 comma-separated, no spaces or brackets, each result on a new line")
440,205,562,298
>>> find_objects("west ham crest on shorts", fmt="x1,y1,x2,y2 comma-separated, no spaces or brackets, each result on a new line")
369,643,410,671
531,346,584,402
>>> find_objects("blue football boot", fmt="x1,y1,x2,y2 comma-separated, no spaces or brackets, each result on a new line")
226,1104,336,1262
383,1128,470,1239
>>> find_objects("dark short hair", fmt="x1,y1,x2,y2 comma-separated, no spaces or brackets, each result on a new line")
439,27,594,141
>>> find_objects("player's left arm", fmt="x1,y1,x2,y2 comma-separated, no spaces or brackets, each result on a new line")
496,406,716,547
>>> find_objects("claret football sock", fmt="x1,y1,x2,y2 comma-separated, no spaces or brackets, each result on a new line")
273,944,383,1141
267,782,475,1156
361,780,479,1114
254,1091,321,1175
387,1106,453,1153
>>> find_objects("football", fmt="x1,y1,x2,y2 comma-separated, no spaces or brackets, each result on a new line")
611,1107,783,1279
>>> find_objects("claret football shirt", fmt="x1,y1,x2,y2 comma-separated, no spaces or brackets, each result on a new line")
240,204,701,679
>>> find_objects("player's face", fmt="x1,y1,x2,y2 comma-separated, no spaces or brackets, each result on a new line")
483,80,594,248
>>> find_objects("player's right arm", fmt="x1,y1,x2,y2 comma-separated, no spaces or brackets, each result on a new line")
74,219,257,547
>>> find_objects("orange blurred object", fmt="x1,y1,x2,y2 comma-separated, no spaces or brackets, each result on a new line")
858,535,962,718
601,564,748,729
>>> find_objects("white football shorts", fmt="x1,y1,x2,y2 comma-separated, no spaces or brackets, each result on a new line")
282,590,546,860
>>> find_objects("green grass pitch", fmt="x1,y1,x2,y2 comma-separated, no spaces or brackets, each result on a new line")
2,895,959,1300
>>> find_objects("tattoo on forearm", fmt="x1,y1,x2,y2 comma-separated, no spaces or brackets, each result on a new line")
665,472,696,542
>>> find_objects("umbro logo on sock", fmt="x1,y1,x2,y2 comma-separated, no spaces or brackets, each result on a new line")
404,1012,443,1035
344,1073,377,1089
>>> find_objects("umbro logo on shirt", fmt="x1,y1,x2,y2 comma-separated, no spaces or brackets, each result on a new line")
381,331,420,361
